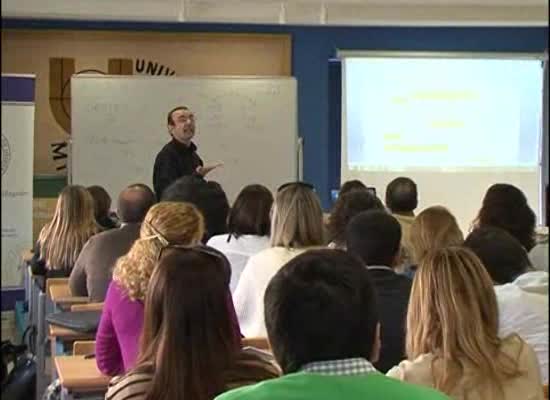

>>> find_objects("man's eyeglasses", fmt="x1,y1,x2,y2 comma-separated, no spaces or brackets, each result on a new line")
277,181,315,193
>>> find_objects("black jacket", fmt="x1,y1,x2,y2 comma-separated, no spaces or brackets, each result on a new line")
152,138,203,200
368,266,412,373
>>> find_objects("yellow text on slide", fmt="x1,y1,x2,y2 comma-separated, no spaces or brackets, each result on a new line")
384,144,449,152
412,91,478,101
430,120,465,128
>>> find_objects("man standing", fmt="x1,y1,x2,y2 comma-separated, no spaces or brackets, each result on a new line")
153,106,222,200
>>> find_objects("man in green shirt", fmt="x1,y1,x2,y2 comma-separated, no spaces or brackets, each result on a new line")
217,249,449,400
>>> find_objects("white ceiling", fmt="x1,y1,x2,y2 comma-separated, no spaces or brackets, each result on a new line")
2,0,548,26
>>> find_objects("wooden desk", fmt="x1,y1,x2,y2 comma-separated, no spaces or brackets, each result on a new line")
55,355,109,392
49,284,88,307
49,324,96,341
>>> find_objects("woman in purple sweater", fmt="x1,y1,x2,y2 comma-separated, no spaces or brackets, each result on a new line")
96,201,206,376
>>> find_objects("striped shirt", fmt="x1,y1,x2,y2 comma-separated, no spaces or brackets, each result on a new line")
105,347,280,400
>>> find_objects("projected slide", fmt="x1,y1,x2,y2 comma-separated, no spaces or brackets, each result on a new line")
344,57,543,171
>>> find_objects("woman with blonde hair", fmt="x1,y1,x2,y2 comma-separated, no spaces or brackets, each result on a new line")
387,247,544,400
30,185,100,288
406,206,463,277
95,201,206,376
234,182,325,337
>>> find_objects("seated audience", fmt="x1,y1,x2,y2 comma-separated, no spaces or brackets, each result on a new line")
387,247,543,400
69,184,156,302
407,206,463,277
234,182,325,337
30,185,100,289
346,210,412,373
208,184,273,292
464,227,548,384
472,183,536,252
87,185,119,230
162,175,230,241
340,179,368,196
105,246,279,400
385,177,418,267
326,190,384,248
95,202,205,376
218,249,449,400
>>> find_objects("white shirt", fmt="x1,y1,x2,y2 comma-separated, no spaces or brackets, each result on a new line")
495,271,549,384
207,234,270,293
233,246,310,337
529,242,549,273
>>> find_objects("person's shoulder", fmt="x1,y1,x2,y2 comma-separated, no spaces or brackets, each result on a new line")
105,370,152,400
207,234,231,249
369,373,450,399
386,353,435,386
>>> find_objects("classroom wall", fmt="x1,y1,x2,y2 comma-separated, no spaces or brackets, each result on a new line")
2,19,548,209
1,29,291,174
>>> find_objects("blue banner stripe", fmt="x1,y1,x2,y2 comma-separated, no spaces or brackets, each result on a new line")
1,287,25,311
1,76,35,102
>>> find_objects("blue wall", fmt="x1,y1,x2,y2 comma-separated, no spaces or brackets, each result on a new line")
3,19,548,208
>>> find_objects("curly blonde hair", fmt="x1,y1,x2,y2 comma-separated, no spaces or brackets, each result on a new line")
113,202,204,301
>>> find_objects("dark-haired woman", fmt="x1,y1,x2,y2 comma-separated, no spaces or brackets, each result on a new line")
105,246,279,400
208,184,273,292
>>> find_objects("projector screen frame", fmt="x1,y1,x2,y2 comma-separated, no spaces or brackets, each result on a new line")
337,50,548,226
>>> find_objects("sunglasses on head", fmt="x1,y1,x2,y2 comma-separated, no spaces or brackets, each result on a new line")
277,181,315,193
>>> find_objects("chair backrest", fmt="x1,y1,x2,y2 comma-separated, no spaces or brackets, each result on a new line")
242,337,270,351
73,340,96,356
543,384,548,399
71,302,104,312
45,278,70,299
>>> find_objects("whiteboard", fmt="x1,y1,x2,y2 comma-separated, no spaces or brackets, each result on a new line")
70,75,298,203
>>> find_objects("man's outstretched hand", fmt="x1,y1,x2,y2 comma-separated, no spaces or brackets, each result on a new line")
196,163,223,177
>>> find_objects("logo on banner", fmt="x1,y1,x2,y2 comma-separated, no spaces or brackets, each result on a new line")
1,133,11,176
48,57,177,171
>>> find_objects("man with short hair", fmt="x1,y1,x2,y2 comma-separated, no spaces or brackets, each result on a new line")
152,106,222,200
346,210,412,373
217,249,449,400
385,177,418,267
69,184,156,302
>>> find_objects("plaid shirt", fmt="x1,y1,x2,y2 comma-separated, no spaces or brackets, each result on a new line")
300,358,378,376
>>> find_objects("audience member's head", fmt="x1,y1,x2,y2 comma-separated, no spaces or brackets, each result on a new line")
327,190,385,248
340,179,368,196
113,202,204,301
37,185,100,271
265,249,379,374
464,226,532,285
87,185,113,223
270,183,324,248
117,183,156,224
346,210,402,268
473,183,536,251
135,246,241,399
162,176,230,241
407,246,521,396
227,184,273,240
409,206,463,264
385,177,418,215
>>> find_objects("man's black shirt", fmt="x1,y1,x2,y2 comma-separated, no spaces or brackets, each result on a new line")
153,138,203,200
